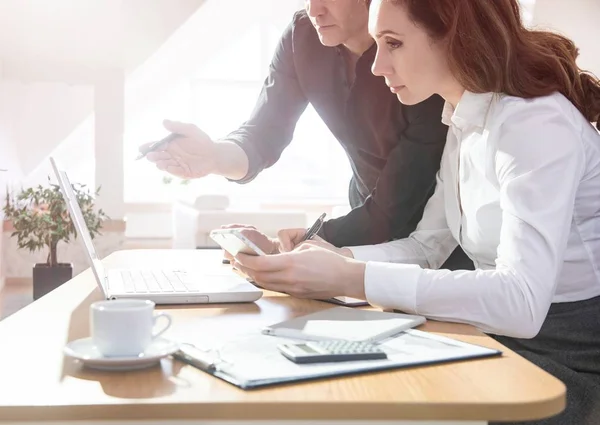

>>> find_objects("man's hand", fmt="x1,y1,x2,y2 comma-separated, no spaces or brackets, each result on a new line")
140,120,218,179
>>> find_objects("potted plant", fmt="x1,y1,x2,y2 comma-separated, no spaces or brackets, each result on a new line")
3,178,108,299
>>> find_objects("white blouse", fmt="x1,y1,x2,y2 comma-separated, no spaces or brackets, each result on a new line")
349,91,600,338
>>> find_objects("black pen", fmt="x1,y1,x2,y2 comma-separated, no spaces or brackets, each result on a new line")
301,213,326,242
136,133,180,160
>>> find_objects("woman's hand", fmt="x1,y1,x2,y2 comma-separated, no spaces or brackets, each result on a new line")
277,228,354,258
294,237,355,258
233,245,366,300
216,224,280,262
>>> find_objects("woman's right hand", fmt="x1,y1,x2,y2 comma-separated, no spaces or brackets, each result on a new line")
276,228,309,252
277,228,354,258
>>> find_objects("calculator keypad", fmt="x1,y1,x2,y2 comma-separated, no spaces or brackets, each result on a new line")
278,339,388,364
308,340,384,355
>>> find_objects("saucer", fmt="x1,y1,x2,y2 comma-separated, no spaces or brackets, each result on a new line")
64,337,180,371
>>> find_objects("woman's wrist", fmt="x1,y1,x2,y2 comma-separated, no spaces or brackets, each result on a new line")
341,258,367,300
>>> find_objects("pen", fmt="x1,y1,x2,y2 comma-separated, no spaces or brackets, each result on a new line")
301,212,326,242
172,344,218,372
262,327,334,341
136,133,181,160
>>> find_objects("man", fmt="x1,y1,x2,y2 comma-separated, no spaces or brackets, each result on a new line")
142,0,472,269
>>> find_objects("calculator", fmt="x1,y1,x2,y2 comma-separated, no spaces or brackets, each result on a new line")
277,340,387,364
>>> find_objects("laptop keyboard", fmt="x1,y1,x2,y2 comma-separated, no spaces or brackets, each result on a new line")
110,270,191,294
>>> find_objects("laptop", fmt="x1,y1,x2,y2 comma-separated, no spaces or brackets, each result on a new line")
50,157,263,305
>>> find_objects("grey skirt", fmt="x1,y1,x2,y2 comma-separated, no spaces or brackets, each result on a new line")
491,295,600,425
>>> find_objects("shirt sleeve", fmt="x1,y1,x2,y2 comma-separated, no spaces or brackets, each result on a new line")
353,101,585,339
349,140,458,270
224,12,309,183
319,95,449,247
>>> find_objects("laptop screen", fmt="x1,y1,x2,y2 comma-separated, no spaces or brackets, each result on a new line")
50,157,108,298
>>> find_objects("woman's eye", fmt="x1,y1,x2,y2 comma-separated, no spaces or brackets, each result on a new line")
386,40,403,50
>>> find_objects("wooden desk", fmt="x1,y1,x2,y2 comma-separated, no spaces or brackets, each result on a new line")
0,249,565,424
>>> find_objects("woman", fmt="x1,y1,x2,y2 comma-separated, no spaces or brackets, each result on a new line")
234,0,600,423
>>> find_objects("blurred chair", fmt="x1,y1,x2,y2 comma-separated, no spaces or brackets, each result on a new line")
171,195,308,249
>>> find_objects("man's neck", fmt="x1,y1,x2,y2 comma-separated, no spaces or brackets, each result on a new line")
342,31,374,57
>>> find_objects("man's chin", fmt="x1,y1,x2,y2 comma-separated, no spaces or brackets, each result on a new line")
317,34,343,48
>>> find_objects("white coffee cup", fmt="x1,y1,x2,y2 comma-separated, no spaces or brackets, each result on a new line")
90,299,172,357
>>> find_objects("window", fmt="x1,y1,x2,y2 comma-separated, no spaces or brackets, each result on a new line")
124,3,351,208
520,0,537,26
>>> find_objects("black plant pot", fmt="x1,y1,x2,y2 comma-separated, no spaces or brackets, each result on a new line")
32,263,73,300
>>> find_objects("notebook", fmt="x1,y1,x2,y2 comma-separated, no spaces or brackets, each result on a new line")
261,306,426,342
173,328,502,390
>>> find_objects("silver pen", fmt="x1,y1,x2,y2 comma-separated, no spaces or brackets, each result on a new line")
136,133,180,160
301,213,327,242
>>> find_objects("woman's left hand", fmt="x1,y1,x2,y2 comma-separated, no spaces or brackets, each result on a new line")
233,245,366,300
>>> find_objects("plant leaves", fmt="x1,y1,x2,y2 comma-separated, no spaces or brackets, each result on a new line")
2,176,108,264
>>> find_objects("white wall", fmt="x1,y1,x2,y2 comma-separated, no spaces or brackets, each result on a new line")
0,0,206,190
5,81,94,178
0,0,206,281
0,94,21,289
2,0,300,209
0,0,205,72
0,0,122,69
0,91,20,175
122,0,208,70
532,0,600,75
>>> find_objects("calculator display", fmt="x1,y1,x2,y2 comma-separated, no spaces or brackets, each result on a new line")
296,344,319,354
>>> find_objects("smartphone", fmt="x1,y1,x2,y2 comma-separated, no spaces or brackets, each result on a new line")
209,228,267,256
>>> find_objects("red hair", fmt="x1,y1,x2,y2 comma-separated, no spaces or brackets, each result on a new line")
387,0,600,130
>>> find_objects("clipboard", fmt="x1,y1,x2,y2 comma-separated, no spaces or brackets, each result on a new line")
172,329,501,390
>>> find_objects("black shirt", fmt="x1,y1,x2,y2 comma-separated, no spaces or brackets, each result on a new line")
225,11,449,248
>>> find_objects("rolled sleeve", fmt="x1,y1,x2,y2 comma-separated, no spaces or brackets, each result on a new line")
224,138,264,183
224,12,309,184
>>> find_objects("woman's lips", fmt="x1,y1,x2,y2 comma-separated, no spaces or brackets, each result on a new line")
390,85,405,94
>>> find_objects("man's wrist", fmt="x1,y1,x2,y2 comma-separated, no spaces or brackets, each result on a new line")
214,140,249,180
